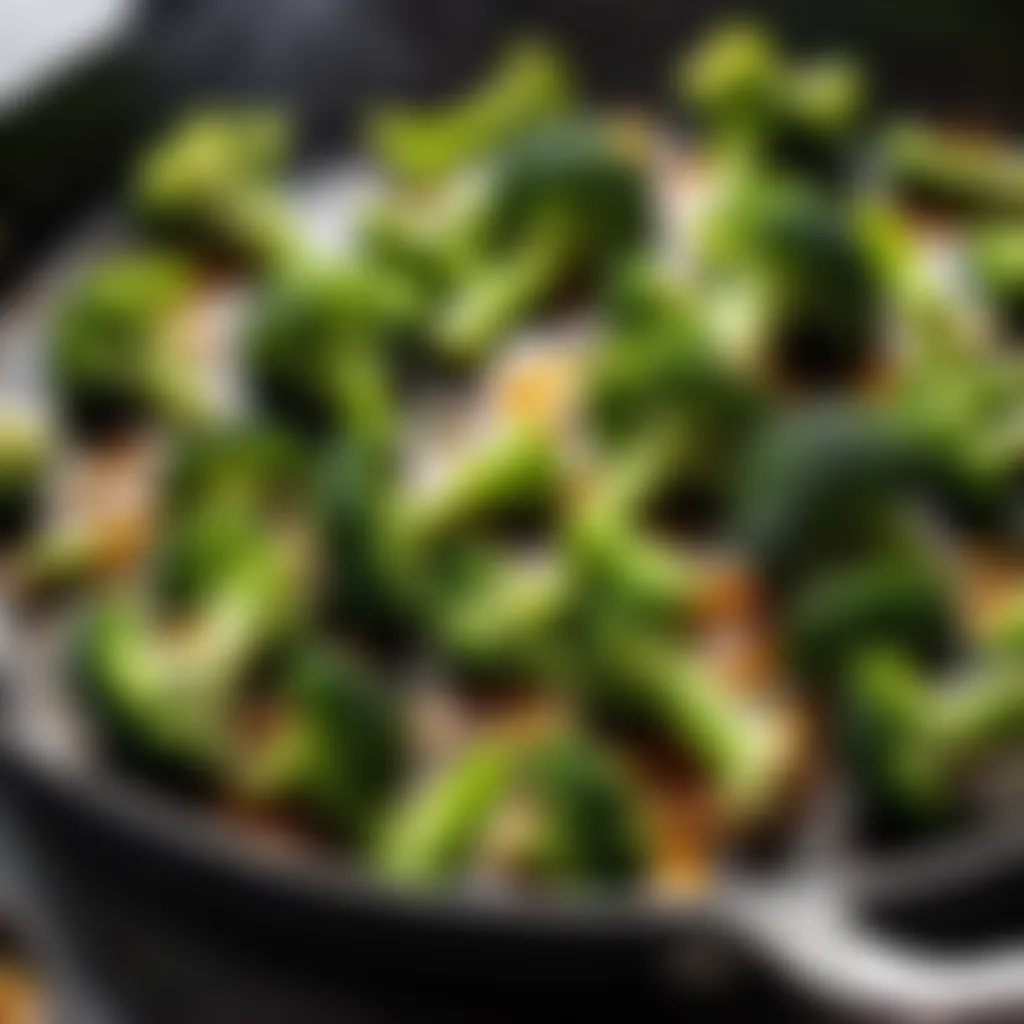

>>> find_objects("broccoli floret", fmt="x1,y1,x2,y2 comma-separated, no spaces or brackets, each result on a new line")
0,413,48,541
163,423,306,518
842,649,1024,824
374,729,647,889
588,329,768,511
238,643,405,841
680,23,864,179
406,428,563,548
132,109,295,267
897,355,1024,538
587,632,789,815
882,122,1024,217
971,225,1024,335
367,39,574,182
434,120,651,365
700,176,879,383
734,405,916,586
419,544,568,685
374,733,522,886
519,735,648,888
784,557,959,689
245,261,415,440
75,509,302,780
316,440,412,642
51,253,200,436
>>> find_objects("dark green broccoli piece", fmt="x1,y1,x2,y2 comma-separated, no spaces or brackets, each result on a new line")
374,730,647,888
74,507,302,780
971,225,1024,335
0,413,48,541
588,323,769,512
784,556,959,689
518,735,648,888
897,354,1024,538
680,23,864,178
434,120,651,365
51,253,200,436
237,643,406,841
163,423,307,518
843,649,1024,824
367,39,574,182
316,440,412,642
245,261,416,440
700,176,879,383
132,109,295,267
734,405,916,586
882,122,1024,217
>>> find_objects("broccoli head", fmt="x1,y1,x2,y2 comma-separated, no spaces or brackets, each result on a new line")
367,39,574,182
132,109,295,267
51,253,199,435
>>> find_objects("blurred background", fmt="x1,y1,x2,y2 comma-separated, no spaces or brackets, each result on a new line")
3,2,1024,1022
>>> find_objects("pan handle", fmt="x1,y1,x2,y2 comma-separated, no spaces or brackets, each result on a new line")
725,874,1024,1016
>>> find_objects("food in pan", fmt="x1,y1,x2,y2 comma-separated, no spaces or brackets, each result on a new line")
5,22,1024,895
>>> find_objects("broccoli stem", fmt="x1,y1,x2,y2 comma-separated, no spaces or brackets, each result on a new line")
374,736,521,885
435,214,573,366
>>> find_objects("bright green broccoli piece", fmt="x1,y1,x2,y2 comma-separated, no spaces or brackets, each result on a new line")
680,23,864,177
132,109,295,267
882,122,1024,217
375,729,647,889
843,649,1024,824
51,253,200,435
519,735,648,888
367,39,574,182
75,508,302,779
0,412,48,541
896,354,1024,538
374,733,522,886
971,225,1024,335
419,544,568,685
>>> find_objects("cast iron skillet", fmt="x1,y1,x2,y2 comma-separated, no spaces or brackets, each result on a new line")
6,3,1024,1017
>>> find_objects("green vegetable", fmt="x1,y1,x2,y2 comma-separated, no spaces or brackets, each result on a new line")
882,122,1024,217
51,253,199,435
368,39,574,182
239,643,405,840
971,225,1024,335
734,405,916,586
375,734,522,885
132,109,295,266
75,508,302,778
0,413,48,541
246,260,415,440
700,175,879,382
784,556,958,689
680,23,864,178
434,120,651,364
844,649,1024,823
